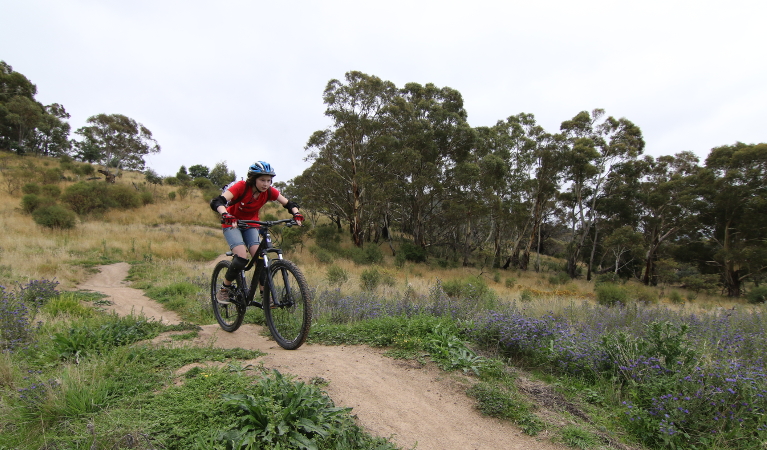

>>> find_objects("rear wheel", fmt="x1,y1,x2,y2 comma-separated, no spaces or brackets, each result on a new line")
211,260,246,332
263,260,312,350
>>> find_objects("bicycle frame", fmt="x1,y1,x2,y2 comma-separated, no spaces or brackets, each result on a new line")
229,219,293,309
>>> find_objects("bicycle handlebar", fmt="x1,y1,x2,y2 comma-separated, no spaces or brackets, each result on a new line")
237,218,297,229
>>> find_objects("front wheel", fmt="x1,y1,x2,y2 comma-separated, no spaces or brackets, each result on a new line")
263,260,312,350
211,260,246,332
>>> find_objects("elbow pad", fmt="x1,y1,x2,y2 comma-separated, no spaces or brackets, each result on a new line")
284,200,299,211
210,195,227,212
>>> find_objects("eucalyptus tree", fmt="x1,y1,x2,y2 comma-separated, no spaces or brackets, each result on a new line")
386,82,474,252
559,109,645,279
632,152,704,285
700,142,767,296
519,125,565,271
1,62,71,155
32,103,72,156
304,71,397,247
74,113,160,176
475,113,561,270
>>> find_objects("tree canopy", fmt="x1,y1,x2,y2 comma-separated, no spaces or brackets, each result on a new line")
74,113,160,174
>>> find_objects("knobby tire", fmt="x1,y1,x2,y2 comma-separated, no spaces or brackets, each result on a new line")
211,260,246,332
263,259,312,350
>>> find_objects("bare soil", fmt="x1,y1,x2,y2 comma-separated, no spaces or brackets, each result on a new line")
78,262,576,450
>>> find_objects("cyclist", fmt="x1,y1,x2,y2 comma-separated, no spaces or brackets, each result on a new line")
209,161,303,304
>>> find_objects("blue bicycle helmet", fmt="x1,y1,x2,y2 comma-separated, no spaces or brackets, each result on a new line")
247,161,276,177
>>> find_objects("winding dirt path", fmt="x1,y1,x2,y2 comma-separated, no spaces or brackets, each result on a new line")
78,263,568,450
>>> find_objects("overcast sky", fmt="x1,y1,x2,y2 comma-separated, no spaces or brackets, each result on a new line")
2,0,765,181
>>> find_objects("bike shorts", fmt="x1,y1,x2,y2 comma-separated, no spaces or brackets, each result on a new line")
222,226,260,251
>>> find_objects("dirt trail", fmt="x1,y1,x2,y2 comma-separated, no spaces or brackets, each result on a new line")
78,263,568,450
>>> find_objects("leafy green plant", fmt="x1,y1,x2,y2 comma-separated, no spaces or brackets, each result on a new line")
220,370,352,449
426,325,486,375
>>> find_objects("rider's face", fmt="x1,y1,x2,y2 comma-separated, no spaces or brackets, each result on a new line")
255,175,273,192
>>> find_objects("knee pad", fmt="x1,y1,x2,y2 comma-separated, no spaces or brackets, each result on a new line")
225,255,249,281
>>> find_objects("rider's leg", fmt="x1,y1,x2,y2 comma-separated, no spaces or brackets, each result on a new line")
223,244,248,287
248,244,265,294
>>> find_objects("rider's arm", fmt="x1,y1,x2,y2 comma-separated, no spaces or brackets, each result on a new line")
276,194,299,215
210,190,235,215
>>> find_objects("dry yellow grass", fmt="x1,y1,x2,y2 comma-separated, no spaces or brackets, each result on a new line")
0,154,227,287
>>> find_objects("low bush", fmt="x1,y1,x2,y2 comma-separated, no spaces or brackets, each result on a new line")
21,194,53,214
107,183,142,209
314,224,341,251
442,276,494,303
747,285,767,304
400,241,427,263
595,283,629,306
140,191,154,205
21,183,41,195
345,244,383,265
41,184,61,199
326,265,349,286
32,205,77,229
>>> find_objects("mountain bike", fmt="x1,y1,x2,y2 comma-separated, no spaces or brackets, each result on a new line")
210,218,312,350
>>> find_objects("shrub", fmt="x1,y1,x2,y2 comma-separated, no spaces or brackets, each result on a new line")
595,283,629,306
505,278,516,289
747,285,767,304
168,191,177,201
548,272,570,285
61,181,111,214
667,290,684,304
360,268,382,291
346,244,383,265
594,272,622,285
107,183,141,209
627,284,659,303
140,191,154,205
314,224,341,251
73,163,95,176
21,194,43,214
400,241,427,263
32,205,77,229
41,168,62,184
192,177,214,190
309,246,334,264
326,265,349,286
442,276,493,302
164,176,180,186
41,184,61,199
394,252,406,268
22,183,41,195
